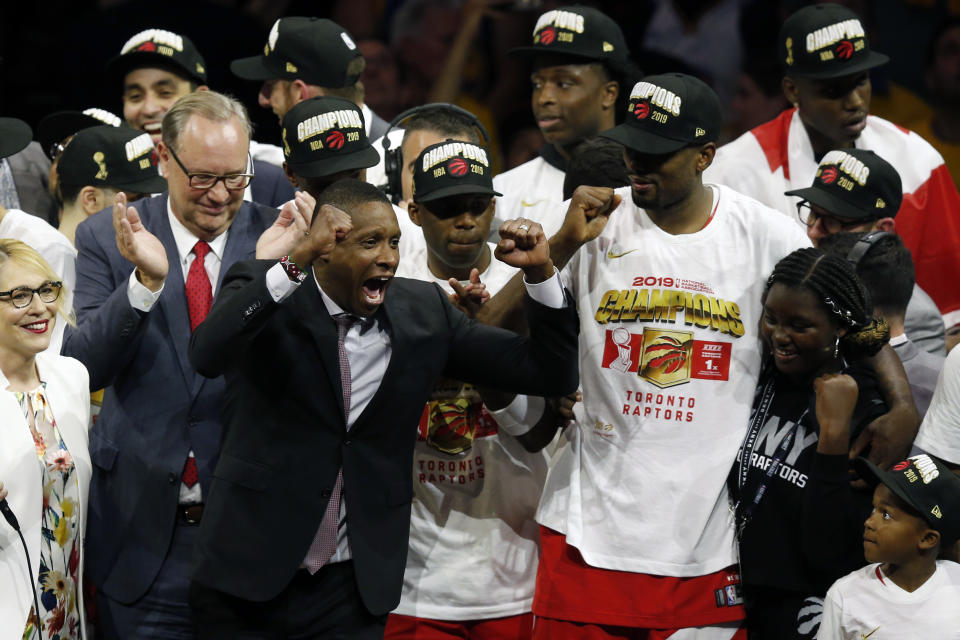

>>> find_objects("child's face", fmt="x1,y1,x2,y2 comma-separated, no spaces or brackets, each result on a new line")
863,484,931,565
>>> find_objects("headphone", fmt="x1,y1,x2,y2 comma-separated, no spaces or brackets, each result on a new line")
845,230,894,266
380,103,489,204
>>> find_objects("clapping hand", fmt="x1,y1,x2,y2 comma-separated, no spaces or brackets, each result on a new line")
113,192,167,292
256,191,316,259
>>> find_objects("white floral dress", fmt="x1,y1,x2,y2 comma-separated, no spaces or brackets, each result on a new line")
19,384,81,640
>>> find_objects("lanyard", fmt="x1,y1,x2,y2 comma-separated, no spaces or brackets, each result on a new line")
734,375,808,540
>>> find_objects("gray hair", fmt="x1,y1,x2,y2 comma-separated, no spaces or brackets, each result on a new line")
161,90,252,152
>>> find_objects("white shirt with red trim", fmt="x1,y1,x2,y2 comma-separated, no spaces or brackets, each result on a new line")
818,561,960,639
539,184,810,577
393,246,552,620
705,108,960,327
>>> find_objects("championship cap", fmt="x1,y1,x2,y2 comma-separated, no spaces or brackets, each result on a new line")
231,17,363,88
281,97,379,178
0,117,32,159
38,109,123,161
855,454,960,545
57,125,167,194
599,74,721,154
107,29,208,87
508,6,629,68
412,140,501,203
785,149,902,220
779,3,889,79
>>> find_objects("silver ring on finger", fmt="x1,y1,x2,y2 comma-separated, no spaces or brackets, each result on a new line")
518,224,530,231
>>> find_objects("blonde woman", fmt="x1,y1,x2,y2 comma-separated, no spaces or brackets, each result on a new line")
0,239,90,639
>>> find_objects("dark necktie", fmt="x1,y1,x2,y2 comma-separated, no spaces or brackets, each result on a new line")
185,241,212,332
305,313,354,572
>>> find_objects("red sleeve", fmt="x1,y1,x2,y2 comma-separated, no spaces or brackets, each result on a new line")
895,163,960,318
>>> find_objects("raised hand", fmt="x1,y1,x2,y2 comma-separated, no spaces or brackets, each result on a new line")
288,204,353,268
814,372,860,455
256,191,316,259
448,268,489,318
113,192,168,292
494,218,554,283
557,186,622,246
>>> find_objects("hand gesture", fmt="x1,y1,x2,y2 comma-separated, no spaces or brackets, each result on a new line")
113,192,167,292
448,268,489,318
256,191,316,259
494,218,553,282
549,391,582,429
814,373,859,454
557,186,622,246
289,204,353,268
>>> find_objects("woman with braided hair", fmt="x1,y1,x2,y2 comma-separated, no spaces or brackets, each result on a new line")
729,247,890,639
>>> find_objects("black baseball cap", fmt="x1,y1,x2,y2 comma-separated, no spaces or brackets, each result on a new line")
231,17,362,88
780,3,889,80
281,97,379,178
57,125,167,194
600,74,721,154
509,5,629,68
785,149,902,220
107,28,208,88
412,140,501,203
38,109,123,160
856,455,960,545
0,117,32,159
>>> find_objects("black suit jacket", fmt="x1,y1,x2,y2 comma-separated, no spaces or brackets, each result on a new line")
188,260,579,613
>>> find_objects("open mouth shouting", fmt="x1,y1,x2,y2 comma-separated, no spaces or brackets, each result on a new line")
361,276,391,307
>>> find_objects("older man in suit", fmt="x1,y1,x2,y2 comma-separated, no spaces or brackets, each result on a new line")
187,178,579,638
62,90,314,639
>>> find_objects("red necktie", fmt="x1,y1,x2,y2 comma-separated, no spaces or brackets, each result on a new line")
185,241,212,332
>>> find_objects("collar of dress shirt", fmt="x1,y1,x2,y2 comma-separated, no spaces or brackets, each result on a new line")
166,197,229,266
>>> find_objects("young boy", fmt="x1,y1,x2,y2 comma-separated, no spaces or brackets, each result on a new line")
818,454,960,638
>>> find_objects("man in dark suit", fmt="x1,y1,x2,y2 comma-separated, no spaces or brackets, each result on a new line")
62,90,313,639
187,178,579,638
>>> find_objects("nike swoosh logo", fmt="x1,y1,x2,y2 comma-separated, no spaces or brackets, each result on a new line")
521,199,545,207
607,249,639,259
861,626,880,639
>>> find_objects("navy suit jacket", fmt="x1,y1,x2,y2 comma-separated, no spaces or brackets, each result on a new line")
250,159,296,208
62,194,278,603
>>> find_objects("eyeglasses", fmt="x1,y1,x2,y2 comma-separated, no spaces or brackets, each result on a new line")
0,282,62,308
796,201,868,234
167,146,255,190
424,195,494,220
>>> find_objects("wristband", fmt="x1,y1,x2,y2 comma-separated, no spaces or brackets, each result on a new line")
279,254,307,284
488,395,546,436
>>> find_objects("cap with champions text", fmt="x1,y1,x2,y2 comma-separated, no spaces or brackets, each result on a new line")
231,17,363,88
508,5,629,68
779,3,888,79
57,125,167,194
281,97,379,178
855,454,960,545
599,73,721,155
413,140,501,203
785,148,902,220
39,109,123,161
107,28,208,88
0,117,32,159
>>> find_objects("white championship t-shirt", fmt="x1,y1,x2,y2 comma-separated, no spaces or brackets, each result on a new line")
538,184,810,576
914,347,960,465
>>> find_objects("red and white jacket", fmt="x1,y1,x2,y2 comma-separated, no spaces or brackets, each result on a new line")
706,108,960,327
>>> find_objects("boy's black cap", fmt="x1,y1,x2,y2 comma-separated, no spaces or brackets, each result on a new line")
780,3,889,79
38,109,123,160
856,455,960,545
107,29,208,87
413,140,501,203
231,17,362,88
281,97,379,178
0,117,32,159
57,125,167,194
785,149,902,220
508,6,629,69
599,74,721,154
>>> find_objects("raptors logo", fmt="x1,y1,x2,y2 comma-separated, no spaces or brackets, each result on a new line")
893,460,911,471
643,335,689,374
137,42,157,52
325,130,345,150
448,157,469,177
539,27,556,45
819,166,839,184
835,40,854,59
634,101,650,120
